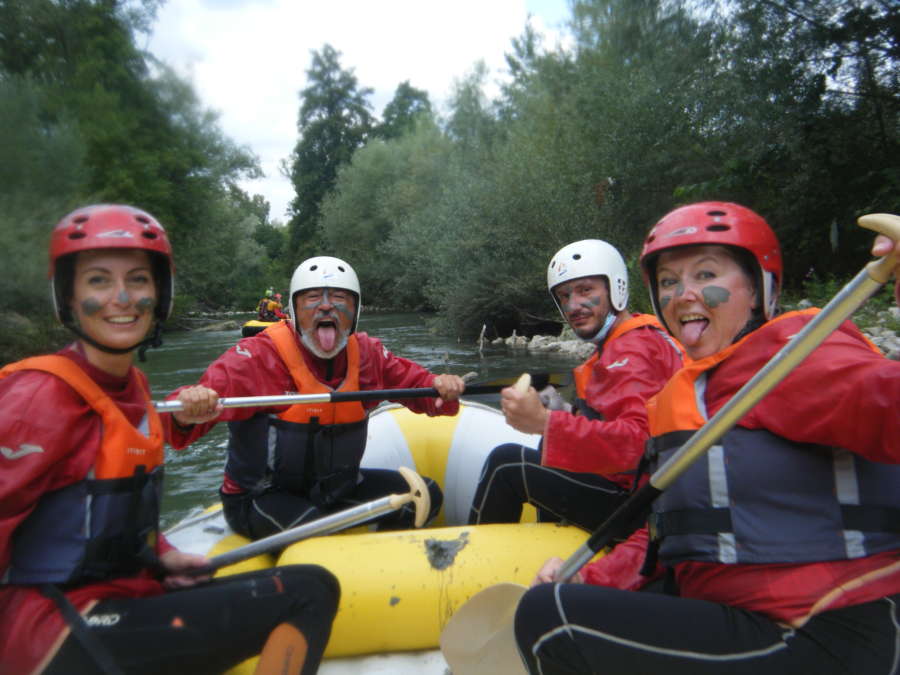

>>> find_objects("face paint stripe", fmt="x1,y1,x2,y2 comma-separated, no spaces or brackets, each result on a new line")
702,286,731,308
81,298,103,315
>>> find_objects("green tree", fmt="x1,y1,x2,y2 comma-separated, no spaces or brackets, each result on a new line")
320,117,453,307
285,44,374,261
0,0,267,321
376,80,433,140
0,75,88,361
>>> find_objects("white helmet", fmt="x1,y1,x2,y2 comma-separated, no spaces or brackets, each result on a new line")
547,239,629,316
289,256,362,332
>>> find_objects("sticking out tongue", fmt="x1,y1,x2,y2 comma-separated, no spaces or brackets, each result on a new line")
680,319,708,346
317,324,337,352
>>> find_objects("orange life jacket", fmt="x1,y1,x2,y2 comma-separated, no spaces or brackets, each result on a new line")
572,314,674,419
0,356,164,584
225,322,368,506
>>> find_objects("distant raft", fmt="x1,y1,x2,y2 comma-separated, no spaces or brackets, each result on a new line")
240,319,276,337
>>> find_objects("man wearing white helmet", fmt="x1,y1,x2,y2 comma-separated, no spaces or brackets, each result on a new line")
168,256,465,540
468,240,683,545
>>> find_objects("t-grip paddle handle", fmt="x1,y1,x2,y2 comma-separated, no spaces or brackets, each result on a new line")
858,213,900,283
512,372,532,393
389,466,431,529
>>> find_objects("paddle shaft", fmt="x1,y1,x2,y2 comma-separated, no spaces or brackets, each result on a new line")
195,494,401,574
189,465,430,575
154,383,506,413
557,220,900,582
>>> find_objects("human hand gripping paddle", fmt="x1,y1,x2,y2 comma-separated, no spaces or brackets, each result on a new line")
439,213,900,675
186,466,429,576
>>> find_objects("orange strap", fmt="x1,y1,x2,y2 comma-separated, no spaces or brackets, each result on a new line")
264,322,365,424
0,355,163,478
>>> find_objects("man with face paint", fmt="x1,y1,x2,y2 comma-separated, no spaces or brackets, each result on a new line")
467,240,683,550
168,256,465,541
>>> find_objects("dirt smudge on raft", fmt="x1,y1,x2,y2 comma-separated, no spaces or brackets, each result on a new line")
425,531,470,570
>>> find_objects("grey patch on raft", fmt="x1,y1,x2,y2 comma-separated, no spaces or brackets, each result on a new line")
424,532,470,570
389,596,400,606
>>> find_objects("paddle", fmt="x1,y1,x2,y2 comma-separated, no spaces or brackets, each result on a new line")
440,213,900,675
153,371,569,413
188,466,429,576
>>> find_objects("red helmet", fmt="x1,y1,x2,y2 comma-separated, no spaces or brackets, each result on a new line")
49,204,175,324
640,201,782,324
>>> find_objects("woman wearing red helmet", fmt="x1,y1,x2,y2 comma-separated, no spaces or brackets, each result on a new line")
0,205,338,674
515,202,900,674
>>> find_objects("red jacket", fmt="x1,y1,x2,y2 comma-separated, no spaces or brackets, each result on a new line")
0,344,174,674
582,312,900,623
541,314,683,488
165,326,459,492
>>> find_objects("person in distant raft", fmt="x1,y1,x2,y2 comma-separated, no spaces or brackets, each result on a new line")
168,256,465,540
0,205,339,675
258,287,281,321
515,202,900,675
269,292,287,320
467,239,683,531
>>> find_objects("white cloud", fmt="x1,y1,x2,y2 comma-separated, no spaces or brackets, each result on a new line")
148,0,571,223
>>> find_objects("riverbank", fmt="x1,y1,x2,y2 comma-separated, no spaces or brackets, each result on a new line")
490,305,900,361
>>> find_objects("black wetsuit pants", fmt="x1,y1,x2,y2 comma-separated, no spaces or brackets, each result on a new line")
45,565,339,675
467,443,630,529
222,468,443,540
515,583,900,675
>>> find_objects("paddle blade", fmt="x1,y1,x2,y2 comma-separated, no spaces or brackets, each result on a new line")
440,582,528,675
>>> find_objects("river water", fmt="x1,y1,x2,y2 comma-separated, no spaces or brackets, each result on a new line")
143,313,581,529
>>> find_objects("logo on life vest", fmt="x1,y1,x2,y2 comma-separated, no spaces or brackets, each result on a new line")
86,613,121,627
606,358,629,369
0,443,44,460
126,447,147,456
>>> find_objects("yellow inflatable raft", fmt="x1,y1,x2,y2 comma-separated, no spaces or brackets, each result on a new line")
240,319,276,337
166,401,594,673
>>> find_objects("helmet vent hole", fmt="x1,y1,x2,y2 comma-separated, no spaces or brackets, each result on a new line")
73,215,89,224
572,254,581,260
310,265,318,271
706,224,730,232
68,231,86,240
135,215,151,224
707,210,727,217
141,231,158,240
338,266,345,272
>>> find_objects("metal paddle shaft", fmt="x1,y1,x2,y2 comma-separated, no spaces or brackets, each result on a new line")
557,213,900,582
154,382,538,413
191,466,430,575
202,495,396,572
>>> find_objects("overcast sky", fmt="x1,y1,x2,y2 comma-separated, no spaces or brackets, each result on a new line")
147,0,572,223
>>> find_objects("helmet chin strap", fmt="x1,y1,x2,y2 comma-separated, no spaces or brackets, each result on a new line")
66,322,164,363
582,311,617,346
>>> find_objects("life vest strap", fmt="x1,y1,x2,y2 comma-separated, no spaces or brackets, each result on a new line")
649,508,734,540
842,505,900,533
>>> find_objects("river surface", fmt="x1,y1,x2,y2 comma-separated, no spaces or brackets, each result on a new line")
143,312,581,529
